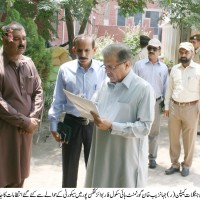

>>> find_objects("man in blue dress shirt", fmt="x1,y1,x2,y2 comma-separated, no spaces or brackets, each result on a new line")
48,34,106,187
133,38,168,169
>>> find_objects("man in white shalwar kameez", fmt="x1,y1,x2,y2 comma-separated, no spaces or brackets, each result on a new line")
85,43,155,188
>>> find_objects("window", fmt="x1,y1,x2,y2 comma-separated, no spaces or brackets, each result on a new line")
145,10,160,35
117,9,125,26
145,11,151,18
134,13,142,25
104,3,110,25
150,11,159,27
52,12,59,38
153,28,158,35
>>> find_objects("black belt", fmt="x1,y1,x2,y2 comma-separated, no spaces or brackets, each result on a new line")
156,96,162,101
64,114,89,125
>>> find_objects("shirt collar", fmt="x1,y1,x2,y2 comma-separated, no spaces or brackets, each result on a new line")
121,70,134,88
108,70,134,89
2,49,27,66
145,58,161,65
77,59,96,71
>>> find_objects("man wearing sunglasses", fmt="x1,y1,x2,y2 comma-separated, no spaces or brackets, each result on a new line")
133,38,168,169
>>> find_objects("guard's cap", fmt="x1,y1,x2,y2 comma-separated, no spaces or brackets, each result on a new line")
190,34,200,41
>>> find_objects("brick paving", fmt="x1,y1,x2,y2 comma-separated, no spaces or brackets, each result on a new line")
25,116,200,188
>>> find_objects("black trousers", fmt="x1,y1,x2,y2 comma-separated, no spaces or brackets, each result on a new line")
62,114,93,188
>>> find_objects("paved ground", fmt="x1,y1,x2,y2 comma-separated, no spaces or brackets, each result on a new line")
24,116,200,188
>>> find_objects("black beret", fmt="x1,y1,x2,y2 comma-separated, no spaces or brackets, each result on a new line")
190,34,200,41
140,35,151,46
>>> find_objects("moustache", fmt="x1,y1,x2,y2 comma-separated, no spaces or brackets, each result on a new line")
79,57,87,60
18,45,25,48
149,52,155,55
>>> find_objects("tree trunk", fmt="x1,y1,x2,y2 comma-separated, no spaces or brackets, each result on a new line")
64,0,98,58
0,12,7,22
78,0,98,34
64,7,75,59
78,8,92,34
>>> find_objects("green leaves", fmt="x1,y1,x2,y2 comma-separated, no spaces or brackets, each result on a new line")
93,26,150,61
93,34,114,61
159,0,200,29
123,26,149,57
118,0,149,16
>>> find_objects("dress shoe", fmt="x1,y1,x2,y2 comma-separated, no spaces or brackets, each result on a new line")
197,131,200,135
165,166,180,175
181,167,189,177
149,160,157,169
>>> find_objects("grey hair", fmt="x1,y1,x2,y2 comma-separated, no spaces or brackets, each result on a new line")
1,21,25,34
73,34,95,48
102,43,133,63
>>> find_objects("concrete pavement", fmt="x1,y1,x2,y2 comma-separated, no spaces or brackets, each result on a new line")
24,116,200,188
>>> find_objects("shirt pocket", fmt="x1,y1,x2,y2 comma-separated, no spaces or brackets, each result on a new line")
115,101,131,122
24,76,34,94
187,76,199,92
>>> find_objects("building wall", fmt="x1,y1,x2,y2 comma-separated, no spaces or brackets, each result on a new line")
161,23,180,64
51,10,68,46
52,1,163,45
88,1,162,42
49,0,183,66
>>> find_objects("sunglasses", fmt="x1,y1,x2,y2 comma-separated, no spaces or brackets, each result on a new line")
147,46,159,51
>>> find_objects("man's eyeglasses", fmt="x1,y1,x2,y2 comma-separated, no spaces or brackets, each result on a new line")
147,46,160,51
101,61,127,70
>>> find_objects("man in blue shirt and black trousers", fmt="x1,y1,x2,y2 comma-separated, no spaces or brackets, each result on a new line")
48,34,106,187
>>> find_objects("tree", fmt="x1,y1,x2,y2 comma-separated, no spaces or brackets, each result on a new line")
117,0,151,16
2,0,181,58
3,0,153,57
159,0,200,30
12,0,58,41
51,0,154,57
60,0,100,57
1,0,58,41
0,0,16,21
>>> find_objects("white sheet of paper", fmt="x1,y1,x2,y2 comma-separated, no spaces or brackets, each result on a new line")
63,89,99,121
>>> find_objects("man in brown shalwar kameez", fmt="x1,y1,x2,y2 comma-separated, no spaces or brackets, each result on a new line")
0,22,43,187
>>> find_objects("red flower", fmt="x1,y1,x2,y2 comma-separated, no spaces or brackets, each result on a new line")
7,29,13,42
7,32,13,42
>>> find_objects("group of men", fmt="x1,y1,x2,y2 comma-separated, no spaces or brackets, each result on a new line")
134,34,200,178
0,21,200,188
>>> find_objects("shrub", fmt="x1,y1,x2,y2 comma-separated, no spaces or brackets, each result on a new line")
93,26,150,62
93,34,115,61
122,25,150,57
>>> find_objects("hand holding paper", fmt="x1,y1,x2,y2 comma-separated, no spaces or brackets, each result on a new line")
63,89,99,121
90,111,112,131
